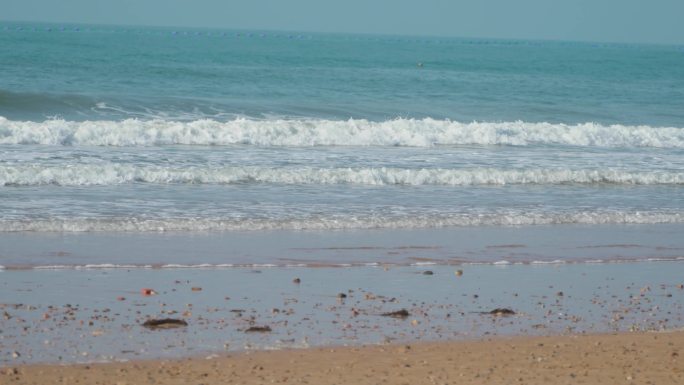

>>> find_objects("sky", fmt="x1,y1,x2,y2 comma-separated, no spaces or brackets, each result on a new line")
3,0,684,45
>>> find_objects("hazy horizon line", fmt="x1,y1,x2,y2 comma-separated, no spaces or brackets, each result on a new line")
2,18,682,48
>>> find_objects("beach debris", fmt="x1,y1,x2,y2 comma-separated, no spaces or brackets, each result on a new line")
293,278,301,284
455,269,463,277
411,319,420,326
557,291,564,297
381,309,410,319
191,287,202,292
5,368,18,375
337,293,347,299
140,288,157,296
677,284,683,290
116,296,126,301
422,270,434,275
11,351,20,359
141,318,188,329
487,308,516,316
245,325,272,333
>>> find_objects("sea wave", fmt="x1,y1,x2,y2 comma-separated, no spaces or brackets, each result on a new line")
1,165,682,186
1,211,682,232
1,116,683,147
3,257,683,271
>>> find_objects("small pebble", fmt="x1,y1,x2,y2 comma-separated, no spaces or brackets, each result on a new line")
140,288,156,296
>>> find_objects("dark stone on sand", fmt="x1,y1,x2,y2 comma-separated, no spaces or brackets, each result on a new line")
423,270,434,275
556,291,564,297
293,278,301,284
487,308,516,316
245,326,272,333
381,309,410,319
142,318,188,329
337,293,347,299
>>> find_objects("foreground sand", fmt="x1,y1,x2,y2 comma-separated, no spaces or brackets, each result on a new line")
4,331,683,385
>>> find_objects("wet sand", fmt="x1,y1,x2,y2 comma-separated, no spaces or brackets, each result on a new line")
2,262,684,366
4,331,683,384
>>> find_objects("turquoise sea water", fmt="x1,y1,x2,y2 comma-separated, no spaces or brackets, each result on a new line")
2,23,683,124
1,22,684,267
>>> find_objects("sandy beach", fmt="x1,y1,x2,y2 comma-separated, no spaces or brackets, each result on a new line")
4,331,682,384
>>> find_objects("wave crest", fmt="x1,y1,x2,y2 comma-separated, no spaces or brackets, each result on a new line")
2,117,683,148
2,165,683,186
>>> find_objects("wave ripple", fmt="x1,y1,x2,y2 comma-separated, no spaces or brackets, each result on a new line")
1,211,683,232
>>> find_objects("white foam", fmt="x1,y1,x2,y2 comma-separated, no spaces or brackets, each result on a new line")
530,259,567,265
1,116,683,148
12,257,684,270
161,263,233,269
3,210,681,233
33,264,149,270
411,262,437,266
2,164,682,186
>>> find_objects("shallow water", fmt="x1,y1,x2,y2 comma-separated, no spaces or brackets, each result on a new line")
1,224,683,269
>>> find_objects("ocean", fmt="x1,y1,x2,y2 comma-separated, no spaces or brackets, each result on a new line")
1,21,684,268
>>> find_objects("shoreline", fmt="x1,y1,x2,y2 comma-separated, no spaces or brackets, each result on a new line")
5,330,683,384
2,255,684,271
3,223,684,269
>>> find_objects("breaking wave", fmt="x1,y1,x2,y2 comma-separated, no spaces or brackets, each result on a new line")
2,116,684,148
1,211,683,232
2,165,683,186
